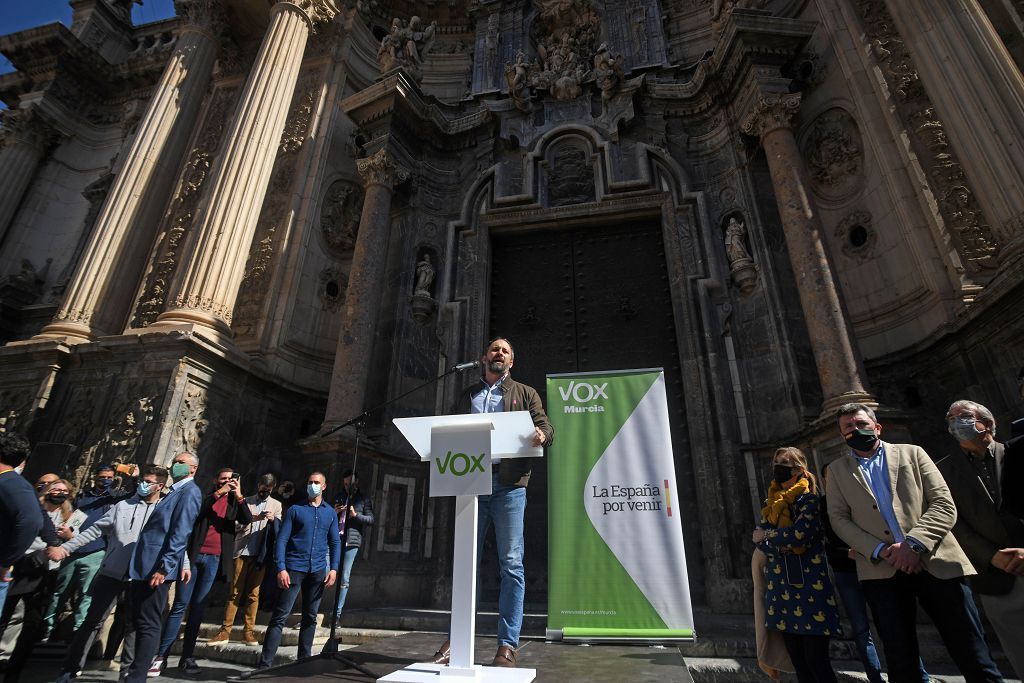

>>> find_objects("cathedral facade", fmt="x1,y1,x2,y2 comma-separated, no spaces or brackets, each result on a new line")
1,0,1023,614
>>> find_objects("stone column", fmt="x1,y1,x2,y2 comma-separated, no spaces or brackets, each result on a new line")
0,109,56,245
35,0,221,342
153,0,338,340
742,93,874,414
324,148,409,425
884,0,1024,263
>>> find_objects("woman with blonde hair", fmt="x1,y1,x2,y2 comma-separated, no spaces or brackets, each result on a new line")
753,447,841,683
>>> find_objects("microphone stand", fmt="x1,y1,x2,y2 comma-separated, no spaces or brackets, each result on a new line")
235,361,478,681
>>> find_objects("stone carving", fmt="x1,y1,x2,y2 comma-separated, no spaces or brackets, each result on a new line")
414,253,435,296
320,180,364,255
723,215,757,293
289,0,341,29
173,0,226,33
132,86,238,327
378,16,437,82
592,44,624,104
175,385,209,454
804,108,863,190
0,108,58,151
710,0,767,38
410,252,437,323
0,388,35,434
356,148,411,188
74,384,160,485
483,14,500,87
856,0,998,272
629,2,649,64
548,144,596,207
318,267,347,311
835,210,876,263
741,93,801,138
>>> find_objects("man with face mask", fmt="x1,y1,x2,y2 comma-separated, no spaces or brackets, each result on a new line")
49,465,169,683
256,471,339,670
208,472,281,646
0,432,39,620
936,400,1024,678
124,452,202,683
826,403,1003,683
42,463,134,640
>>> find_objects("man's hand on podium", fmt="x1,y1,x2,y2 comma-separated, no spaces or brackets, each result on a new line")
532,426,546,447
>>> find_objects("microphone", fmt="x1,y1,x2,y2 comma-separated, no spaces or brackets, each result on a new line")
451,360,481,371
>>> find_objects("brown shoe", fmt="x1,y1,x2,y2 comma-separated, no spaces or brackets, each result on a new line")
243,630,259,646
428,640,451,665
206,629,230,644
492,645,516,668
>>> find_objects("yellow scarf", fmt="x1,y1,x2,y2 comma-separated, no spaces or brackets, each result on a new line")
761,475,810,555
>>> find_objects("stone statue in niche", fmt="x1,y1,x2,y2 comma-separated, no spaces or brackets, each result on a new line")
723,216,758,294
378,16,437,82
414,253,435,296
409,251,437,323
483,14,500,86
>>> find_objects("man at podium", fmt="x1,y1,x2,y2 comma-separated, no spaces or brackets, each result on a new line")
430,337,553,669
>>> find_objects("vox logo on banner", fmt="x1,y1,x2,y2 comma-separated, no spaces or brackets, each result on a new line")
429,426,492,497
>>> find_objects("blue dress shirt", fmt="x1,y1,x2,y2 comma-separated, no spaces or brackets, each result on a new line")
852,443,905,558
276,499,340,574
471,374,507,415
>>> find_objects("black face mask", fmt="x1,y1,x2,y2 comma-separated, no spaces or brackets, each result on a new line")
46,493,68,505
772,465,795,484
257,490,271,500
845,428,879,452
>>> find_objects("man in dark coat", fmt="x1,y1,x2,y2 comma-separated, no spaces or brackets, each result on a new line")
938,400,1024,677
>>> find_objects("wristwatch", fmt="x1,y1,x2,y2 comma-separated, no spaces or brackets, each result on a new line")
905,536,928,555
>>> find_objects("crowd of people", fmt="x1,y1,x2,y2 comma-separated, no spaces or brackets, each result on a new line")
753,401,1023,683
0,438,374,682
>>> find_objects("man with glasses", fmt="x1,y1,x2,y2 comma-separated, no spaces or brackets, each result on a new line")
256,471,339,670
124,453,202,683
50,465,169,683
938,400,1024,677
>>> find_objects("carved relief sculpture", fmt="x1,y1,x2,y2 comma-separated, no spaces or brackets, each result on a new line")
592,43,624,104
410,252,437,323
804,108,863,193
320,179,365,255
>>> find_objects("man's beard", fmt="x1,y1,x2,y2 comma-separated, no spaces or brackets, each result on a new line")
488,360,508,374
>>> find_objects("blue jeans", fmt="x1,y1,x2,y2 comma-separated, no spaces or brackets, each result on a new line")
157,552,220,659
0,568,10,618
477,476,526,649
260,569,326,667
861,572,1002,683
334,546,358,617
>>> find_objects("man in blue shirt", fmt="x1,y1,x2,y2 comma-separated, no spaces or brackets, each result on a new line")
257,471,340,669
826,403,1002,683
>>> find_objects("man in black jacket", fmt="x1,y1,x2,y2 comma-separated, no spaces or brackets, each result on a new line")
332,469,373,622
153,467,252,677
938,400,1024,678
430,337,553,669
0,432,40,619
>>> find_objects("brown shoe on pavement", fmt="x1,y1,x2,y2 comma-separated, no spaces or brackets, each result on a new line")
428,640,451,665
492,645,516,668
243,630,259,646
206,629,230,644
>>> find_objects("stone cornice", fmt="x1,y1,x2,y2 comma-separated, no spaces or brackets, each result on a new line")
740,92,801,138
355,148,410,188
645,10,814,118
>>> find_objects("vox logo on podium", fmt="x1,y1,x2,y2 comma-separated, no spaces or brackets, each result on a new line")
435,450,487,476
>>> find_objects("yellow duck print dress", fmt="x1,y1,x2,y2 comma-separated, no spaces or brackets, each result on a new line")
759,492,841,637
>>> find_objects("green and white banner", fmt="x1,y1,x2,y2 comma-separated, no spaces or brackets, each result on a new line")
546,368,695,640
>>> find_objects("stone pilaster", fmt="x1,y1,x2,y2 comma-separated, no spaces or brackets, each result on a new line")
881,0,1024,264
323,148,409,425
35,0,221,343
0,109,57,244
153,0,338,341
742,93,874,414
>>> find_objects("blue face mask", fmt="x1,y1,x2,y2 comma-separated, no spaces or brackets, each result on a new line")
96,477,113,491
137,481,154,497
307,483,322,499
949,415,985,442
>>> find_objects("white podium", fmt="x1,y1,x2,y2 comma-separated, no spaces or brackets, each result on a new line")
382,412,541,683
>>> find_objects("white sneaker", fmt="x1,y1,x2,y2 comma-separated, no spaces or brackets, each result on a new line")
147,656,165,678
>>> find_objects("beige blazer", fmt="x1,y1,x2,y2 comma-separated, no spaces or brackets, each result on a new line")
233,494,283,559
825,441,974,581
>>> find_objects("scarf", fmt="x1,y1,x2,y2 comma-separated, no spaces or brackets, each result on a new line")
760,474,810,555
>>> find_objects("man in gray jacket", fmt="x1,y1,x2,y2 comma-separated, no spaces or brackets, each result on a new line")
50,465,168,682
